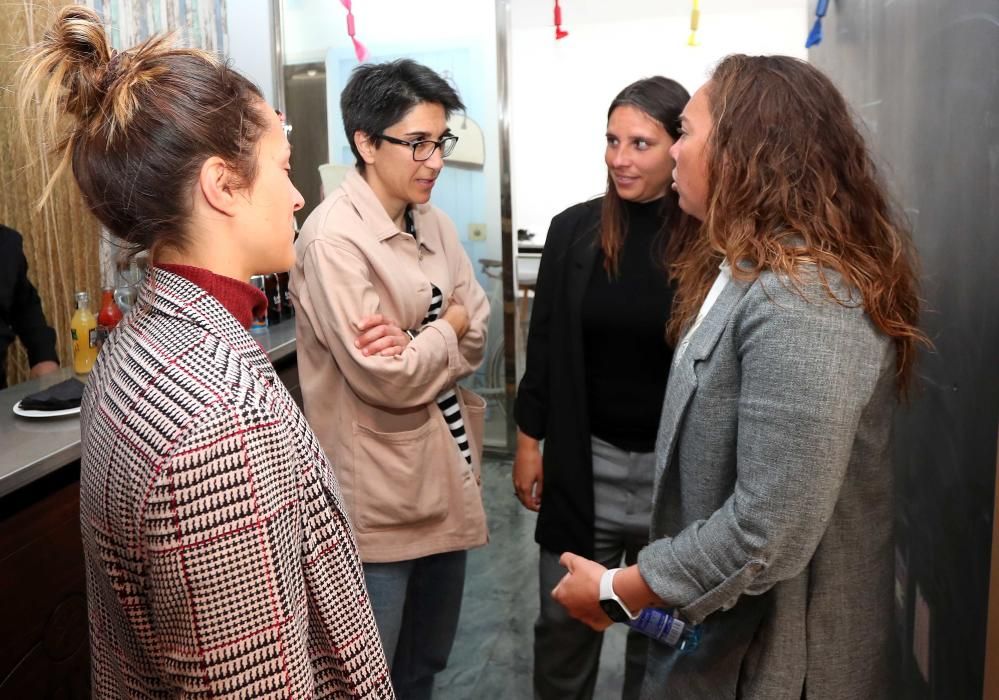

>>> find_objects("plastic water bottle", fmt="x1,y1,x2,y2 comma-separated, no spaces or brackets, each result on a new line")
627,608,701,652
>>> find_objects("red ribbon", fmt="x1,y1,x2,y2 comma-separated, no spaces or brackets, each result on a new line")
340,0,368,62
554,0,569,40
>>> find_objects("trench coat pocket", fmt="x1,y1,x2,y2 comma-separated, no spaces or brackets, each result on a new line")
458,387,486,475
352,418,450,531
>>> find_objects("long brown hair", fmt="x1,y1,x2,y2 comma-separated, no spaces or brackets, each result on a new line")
17,5,267,259
600,76,694,277
667,55,926,392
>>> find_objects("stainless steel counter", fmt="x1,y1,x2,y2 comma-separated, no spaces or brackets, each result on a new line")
0,319,297,499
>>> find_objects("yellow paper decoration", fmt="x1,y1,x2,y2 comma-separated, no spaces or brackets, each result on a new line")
688,0,700,46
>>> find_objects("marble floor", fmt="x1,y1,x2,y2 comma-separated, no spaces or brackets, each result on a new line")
433,458,627,699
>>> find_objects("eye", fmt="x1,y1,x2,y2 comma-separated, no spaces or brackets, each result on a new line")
606,136,619,146
635,139,649,150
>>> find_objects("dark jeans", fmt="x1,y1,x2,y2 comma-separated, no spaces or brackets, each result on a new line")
364,550,467,700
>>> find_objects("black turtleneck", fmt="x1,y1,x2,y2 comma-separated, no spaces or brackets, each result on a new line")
581,197,675,453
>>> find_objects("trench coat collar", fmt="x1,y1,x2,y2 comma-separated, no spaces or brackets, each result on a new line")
340,168,437,254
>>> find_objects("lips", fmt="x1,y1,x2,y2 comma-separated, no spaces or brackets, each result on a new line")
614,174,639,187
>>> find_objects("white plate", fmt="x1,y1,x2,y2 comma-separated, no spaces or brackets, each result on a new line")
12,400,81,419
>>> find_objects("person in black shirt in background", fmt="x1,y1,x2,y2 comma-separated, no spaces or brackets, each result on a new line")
513,77,693,699
0,225,59,389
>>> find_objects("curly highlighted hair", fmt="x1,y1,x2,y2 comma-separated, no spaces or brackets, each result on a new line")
667,54,927,393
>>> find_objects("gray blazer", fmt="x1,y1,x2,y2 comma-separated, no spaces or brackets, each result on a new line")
638,269,895,699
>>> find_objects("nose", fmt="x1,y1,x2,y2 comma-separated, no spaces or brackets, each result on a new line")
292,185,305,211
610,147,630,169
425,145,445,171
669,140,680,161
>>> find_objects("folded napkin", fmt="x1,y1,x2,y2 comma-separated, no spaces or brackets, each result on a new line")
20,378,85,411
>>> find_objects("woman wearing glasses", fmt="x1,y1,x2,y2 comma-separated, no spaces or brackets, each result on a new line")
290,59,489,698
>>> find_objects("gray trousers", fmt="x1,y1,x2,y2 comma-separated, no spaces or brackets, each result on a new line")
534,436,655,700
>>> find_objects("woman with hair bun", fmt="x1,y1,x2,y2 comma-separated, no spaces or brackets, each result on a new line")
19,6,392,697
552,55,925,699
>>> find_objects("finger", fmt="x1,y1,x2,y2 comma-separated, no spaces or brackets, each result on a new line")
513,482,527,505
355,325,388,348
534,474,544,505
378,346,405,357
357,324,405,350
559,552,577,571
551,572,571,600
356,314,385,332
361,334,404,356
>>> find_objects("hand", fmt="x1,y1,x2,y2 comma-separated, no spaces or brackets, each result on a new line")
29,360,59,378
355,314,411,357
442,302,469,339
551,552,612,631
513,434,543,511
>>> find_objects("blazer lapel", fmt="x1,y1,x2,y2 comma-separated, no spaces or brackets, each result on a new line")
655,278,750,482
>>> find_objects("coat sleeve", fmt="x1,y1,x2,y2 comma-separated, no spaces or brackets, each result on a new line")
513,210,573,440
7,230,58,366
637,278,891,623
437,209,489,378
141,399,392,697
300,237,468,409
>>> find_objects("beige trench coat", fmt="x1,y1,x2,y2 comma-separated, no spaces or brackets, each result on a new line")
291,169,489,563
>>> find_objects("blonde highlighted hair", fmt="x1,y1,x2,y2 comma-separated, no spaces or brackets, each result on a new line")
17,5,267,258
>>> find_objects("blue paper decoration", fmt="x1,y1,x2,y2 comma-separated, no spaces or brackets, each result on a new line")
806,0,830,48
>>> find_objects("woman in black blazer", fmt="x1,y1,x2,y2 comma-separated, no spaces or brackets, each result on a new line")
513,77,692,699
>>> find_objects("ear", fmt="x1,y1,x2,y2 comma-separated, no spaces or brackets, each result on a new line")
354,131,378,166
197,156,240,217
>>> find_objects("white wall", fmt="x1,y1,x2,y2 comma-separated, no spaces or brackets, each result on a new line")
226,0,276,105
283,0,495,64
509,0,809,241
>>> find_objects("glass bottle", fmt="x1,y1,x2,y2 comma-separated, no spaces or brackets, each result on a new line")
97,287,123,349
248,275,268,333
265,273,282,325
71,291,98,374
278,271,294,319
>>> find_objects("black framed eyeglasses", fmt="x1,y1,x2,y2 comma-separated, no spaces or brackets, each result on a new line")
377,133,459,161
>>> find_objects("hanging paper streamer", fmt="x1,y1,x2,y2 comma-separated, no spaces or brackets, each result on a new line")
805,0,829,48
554,0,569,40
688,0,700,46
340,0,369,62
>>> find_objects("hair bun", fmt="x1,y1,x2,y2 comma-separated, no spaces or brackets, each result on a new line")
39,5,114,120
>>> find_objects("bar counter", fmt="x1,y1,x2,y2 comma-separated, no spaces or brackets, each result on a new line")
0,319,299,698
0,319,297,499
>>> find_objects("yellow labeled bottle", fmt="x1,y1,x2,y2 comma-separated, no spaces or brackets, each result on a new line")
71,291,98,374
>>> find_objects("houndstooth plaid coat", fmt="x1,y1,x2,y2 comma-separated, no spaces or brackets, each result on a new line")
80,268,393,698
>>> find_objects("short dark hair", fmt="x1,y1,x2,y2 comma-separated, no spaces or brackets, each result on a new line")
340,59,465,171
18,5,267,259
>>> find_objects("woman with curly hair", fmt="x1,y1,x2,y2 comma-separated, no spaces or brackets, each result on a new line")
552,54,925,699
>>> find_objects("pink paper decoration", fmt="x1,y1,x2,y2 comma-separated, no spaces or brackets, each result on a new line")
554,0,569,40
340,0,369,62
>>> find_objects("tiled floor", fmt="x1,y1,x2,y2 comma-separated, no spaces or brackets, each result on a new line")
433,458,627,699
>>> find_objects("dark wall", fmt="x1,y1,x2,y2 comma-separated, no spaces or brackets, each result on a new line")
811,2,999,698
